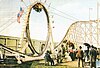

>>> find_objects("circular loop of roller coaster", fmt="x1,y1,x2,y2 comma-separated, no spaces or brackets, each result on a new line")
20,2,51,56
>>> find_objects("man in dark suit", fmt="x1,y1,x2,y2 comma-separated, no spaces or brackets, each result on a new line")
89,45,97,68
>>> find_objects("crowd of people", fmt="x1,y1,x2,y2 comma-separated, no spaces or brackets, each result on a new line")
44,42,99,68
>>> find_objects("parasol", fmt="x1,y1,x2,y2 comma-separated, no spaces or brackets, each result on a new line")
83,43,90,47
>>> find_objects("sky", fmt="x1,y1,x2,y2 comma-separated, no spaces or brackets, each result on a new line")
0,0,100,42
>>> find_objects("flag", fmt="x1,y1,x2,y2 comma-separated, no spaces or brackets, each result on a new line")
17,7,24,23
19,7,24,17
17,13,20,23
17,13,21,23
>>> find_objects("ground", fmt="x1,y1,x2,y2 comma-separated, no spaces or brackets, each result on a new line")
0,58,100,68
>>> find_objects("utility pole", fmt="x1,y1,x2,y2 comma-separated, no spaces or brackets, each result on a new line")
97,2,99,47
89,8,92,45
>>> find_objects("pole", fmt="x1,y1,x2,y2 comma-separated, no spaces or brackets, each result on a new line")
89,8,92,44
97,2,99,47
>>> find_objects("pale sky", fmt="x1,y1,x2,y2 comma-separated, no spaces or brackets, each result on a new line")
0,0,100,42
